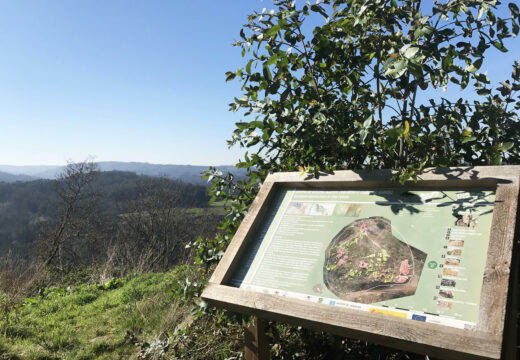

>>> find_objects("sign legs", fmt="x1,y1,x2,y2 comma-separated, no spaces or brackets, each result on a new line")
244,316,269,360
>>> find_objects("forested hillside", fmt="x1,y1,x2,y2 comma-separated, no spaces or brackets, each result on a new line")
0,170,210,254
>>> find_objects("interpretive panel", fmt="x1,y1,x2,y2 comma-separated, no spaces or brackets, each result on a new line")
202,166,520,360
230,188,495,329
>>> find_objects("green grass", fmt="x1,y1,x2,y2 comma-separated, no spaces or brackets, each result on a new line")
209,200,226,208
185,203,226,216
0,266,195,360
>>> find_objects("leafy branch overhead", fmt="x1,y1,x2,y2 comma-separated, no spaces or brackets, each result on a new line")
226,0,520,176
195,0,520,267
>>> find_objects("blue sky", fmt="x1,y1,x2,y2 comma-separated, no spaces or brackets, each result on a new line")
0,0,268,166
0,1,518,166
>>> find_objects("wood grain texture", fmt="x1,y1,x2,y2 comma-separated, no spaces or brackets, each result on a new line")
244,317,269,360
201,166,520,360
478,179,519,335
209,179,276,285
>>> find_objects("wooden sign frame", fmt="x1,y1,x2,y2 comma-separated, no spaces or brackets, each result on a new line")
201,166,520,360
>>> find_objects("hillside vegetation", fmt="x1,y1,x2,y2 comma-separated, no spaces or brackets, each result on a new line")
0,266,245,360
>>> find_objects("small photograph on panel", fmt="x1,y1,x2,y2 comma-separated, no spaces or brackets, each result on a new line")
442,268,458,277
437,300,453,310
334,204,363,217
447,249,462,256
441,279,456,287
439,290,454,299
286,202,311,215
445,258,460,266
309,203,335,216
448,240,464,248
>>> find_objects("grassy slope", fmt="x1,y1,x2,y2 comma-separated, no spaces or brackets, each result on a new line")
0,265,424,360
0,267,195,360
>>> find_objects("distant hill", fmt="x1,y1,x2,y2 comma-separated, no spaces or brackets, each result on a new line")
96,162,244,185
0,171,36,183
0,165,59,177
0,162,246,185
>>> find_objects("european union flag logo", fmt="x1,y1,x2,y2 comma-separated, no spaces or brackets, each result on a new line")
412,314,427,322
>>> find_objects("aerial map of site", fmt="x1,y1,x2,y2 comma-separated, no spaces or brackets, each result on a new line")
230,188,496,329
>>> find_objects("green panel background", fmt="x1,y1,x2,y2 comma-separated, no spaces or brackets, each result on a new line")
231,188,495,327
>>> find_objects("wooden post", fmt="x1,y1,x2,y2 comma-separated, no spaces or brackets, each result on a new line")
244,316,269,360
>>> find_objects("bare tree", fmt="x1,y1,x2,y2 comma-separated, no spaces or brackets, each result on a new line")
113,177,191,272
37,160,100,268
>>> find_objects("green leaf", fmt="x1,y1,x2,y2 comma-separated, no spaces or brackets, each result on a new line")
476,88,491,96
384,60,407,78
475,73,490,83
314,113,326,124
266,54,278,66
265,25,281,37
385,126,405,139
450,77,460,85
478,6,485,20
400,45,419,59
363,115,373,128
466,59,482,73
442,55,453,72
225,71,236,82
461,136,476,143
500,142,514,151
492,153,502,165
492,41,508,52
408,61,423,79
414,25,435,38
461,127,473,137
235,122,249,130
359,129,368,142
263,65,272,81
310,4,328,18
461,73,470,89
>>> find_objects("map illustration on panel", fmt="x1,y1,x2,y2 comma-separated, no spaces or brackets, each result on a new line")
323,217,427,304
